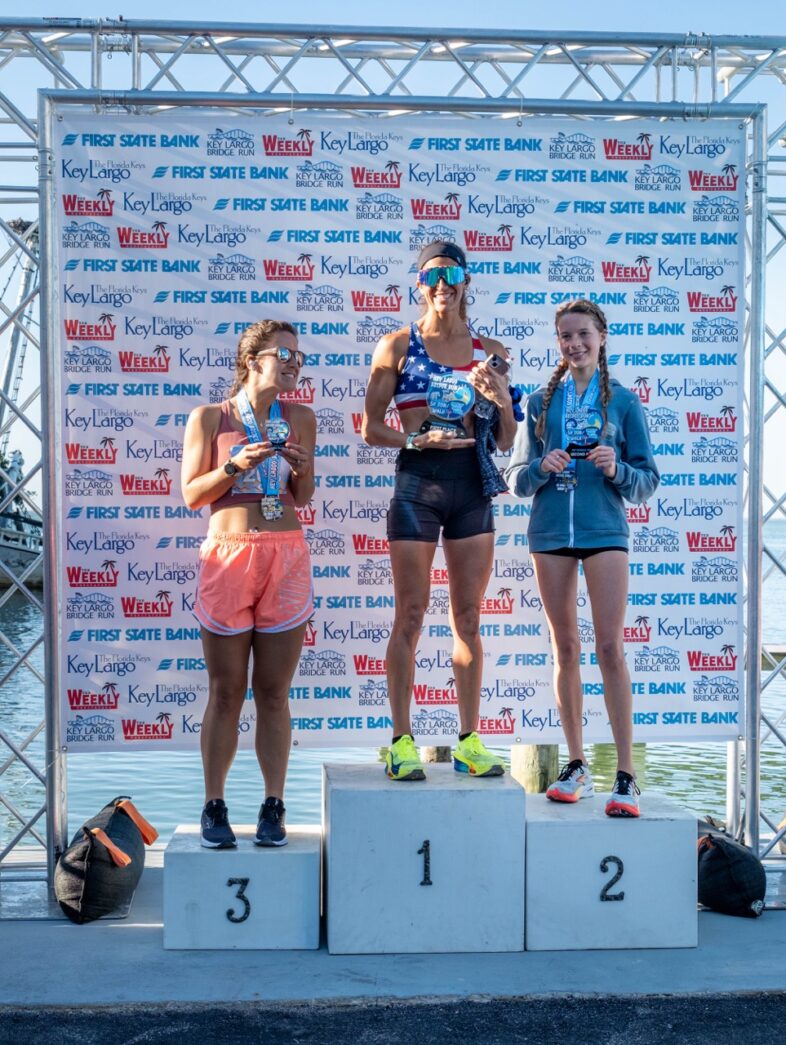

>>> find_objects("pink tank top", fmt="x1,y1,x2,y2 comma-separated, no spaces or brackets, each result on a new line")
210,398,296,512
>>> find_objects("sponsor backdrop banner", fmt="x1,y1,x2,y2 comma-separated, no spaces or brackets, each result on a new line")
51,111,745,751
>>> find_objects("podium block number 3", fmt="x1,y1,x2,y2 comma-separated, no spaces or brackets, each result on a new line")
226,876,251,923
599,856,625,902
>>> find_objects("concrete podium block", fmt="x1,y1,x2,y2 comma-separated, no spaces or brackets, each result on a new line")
525,793,697,950
323,763,526,954
163,825,320,950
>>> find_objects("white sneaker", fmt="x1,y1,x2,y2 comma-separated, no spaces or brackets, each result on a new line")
546,759,594,803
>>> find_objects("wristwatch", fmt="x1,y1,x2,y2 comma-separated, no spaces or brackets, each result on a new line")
223,458,240,476
404,432,422,452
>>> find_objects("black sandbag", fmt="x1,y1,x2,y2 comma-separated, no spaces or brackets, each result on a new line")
54,795,146,924
697,832,766,918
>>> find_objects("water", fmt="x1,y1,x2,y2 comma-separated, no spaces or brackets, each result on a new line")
2,525,786,847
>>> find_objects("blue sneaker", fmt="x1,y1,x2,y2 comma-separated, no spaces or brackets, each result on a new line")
200,798,237,849
255,797,288,847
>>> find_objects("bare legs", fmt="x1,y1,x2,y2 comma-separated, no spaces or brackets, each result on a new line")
532,550,633,773
386,532,495,736
200,622,307,803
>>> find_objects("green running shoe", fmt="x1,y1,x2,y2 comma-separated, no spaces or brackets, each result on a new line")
453,732,505,777
385,734,426,781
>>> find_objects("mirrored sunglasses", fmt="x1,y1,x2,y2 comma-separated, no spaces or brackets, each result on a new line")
416,265,466,288
257,345,305,367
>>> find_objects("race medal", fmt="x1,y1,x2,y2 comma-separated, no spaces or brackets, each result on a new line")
554,470,578,493
420,373,475,439
265,417,290,450
259,495,284,521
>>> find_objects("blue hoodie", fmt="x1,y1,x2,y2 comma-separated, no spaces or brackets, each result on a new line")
504,377,659,552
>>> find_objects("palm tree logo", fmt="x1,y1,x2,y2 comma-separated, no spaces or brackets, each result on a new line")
385,160,401,180
102,682,118,700
722,163,737,179
297,128,313,145
721,644,736,659
156,590,172,606
299,375,314,392
498,223,513,238
152,220,167,235
297,253,313,270
498,587,513,600
634,255,650,269
98,312,114,327
634,376,649,390
154,468,170,485
153,344,169,360
720,525,735,541
155,712,172,731
500,707,514,722
637,132,652,150
101,559,117,575
96,188,113,210
445,192,460,208
720,285,736,300
385,284,401,299
634,616,650,634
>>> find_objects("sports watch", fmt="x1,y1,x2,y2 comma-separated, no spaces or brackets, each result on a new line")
223,458,240,476
404,432,422,451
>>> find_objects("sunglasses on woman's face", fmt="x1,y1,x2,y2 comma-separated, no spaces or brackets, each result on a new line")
416,265,466,288
256,345,305,368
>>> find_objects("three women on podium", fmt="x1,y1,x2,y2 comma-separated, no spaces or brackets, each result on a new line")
181,320,316,848
362,240,519,781
505,299,659,817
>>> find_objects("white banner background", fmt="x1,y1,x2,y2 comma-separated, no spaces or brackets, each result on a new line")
50,111,746,751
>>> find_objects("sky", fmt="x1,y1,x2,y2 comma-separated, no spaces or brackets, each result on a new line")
0,0,782,36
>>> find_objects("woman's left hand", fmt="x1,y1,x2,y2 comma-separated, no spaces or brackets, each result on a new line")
469,358,509,408
587,444,617,479
281,441,312,478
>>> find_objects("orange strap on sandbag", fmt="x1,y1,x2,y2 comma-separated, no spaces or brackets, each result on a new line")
116,799,159,844
90,828,132,867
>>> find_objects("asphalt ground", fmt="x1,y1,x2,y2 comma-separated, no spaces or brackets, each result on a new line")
3,994,786,1045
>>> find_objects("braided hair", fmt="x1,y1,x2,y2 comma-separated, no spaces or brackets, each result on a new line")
534,299,612,441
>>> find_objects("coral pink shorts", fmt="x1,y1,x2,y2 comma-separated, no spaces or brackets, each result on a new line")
194,530,313,636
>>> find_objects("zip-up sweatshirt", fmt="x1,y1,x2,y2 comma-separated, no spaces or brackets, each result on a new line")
504,377,660,552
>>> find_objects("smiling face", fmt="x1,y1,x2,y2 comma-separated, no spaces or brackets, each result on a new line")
417,255,469,320
249,329,302,392
555,309,606,378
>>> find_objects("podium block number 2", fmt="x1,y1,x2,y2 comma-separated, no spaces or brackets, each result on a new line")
599,856,625,902
226,876,251,923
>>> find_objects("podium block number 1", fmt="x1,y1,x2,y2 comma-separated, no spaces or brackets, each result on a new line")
599,856,624,902
418,840,432,886
226,876,251,923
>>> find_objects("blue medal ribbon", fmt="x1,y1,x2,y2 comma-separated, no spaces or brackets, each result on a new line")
559,371,602,487
236,388,282,499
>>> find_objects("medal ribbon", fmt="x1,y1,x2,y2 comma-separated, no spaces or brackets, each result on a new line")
236,389,282,498
561,370,601,478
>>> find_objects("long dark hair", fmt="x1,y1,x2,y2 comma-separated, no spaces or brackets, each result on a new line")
534,299,612,441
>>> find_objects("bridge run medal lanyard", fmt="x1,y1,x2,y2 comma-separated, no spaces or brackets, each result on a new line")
555,370,602,493
236,388,288,521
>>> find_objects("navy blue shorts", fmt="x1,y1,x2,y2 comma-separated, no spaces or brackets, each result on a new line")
537,546,627,560
387,447,494,543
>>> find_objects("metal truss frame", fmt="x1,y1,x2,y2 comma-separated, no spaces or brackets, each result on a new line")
0,20,784,887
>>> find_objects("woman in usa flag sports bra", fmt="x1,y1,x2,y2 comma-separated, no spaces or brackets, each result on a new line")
362,240,518,782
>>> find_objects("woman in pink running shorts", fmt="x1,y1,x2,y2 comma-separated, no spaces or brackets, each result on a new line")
181,319,316,849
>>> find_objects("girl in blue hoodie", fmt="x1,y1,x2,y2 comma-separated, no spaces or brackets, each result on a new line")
505,299,659,817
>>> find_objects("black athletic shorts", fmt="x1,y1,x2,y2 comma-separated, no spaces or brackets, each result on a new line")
387,446,494,543
537,546,628,560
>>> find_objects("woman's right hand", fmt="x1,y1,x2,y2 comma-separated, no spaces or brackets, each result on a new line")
229,441,274,472
540,449,571,473
413,428,475,450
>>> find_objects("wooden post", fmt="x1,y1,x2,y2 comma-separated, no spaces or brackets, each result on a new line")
511,743,558,793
